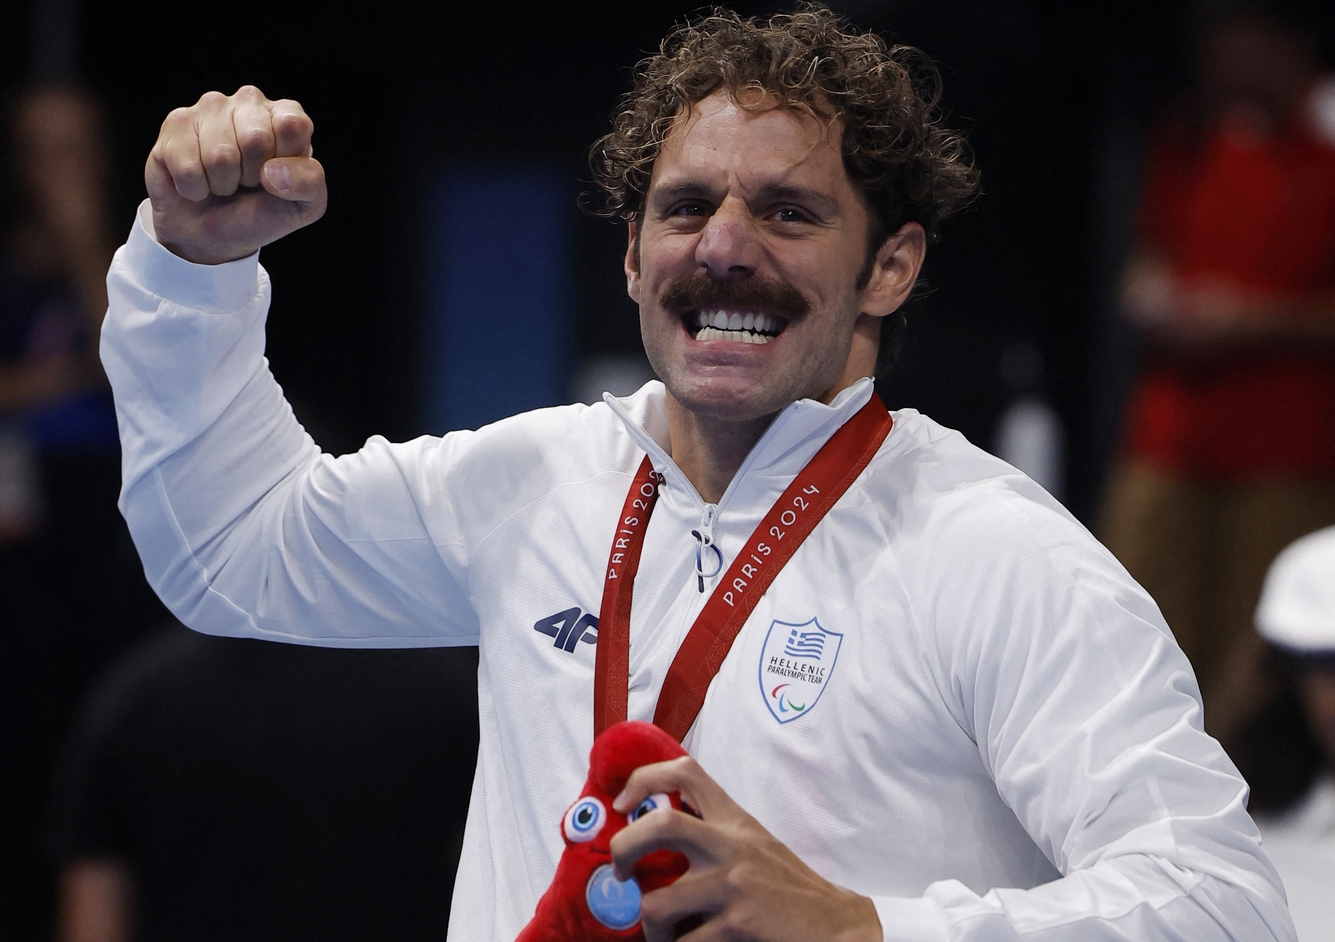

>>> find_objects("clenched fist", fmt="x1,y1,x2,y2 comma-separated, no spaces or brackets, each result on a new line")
145,86,326,265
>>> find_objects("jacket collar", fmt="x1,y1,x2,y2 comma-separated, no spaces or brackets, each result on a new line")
603,378,877,511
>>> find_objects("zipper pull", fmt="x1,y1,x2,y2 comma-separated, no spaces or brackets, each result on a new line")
690,504,723,593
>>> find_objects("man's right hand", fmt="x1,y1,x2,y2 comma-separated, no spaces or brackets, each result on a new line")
145,86,326,265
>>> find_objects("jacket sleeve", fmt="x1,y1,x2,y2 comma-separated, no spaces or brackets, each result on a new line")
868,473,1296,942
101,201,479,647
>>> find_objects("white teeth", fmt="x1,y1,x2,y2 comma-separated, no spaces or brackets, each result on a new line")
690,309,782,343
694,326,770,344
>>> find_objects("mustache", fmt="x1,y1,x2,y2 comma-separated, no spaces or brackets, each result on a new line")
659,273,810,321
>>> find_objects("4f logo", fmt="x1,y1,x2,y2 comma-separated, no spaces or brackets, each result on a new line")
534,607,598,653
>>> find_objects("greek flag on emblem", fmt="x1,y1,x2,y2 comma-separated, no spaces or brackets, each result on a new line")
758,618,843,724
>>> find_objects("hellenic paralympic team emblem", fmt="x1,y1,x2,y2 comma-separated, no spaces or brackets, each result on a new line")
758,617,843,724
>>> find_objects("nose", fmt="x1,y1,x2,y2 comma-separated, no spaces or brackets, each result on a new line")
695,197,761,280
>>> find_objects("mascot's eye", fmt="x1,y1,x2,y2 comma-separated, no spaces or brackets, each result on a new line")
629,792,671,823
562,797,606,842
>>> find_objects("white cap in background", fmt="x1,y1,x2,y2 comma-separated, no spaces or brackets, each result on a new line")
1256,525,1335,654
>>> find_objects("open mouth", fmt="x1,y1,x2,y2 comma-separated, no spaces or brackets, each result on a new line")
687,308,787,345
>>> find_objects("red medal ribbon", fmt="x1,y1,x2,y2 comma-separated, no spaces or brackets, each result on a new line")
592,462,663,736
594,393,894,742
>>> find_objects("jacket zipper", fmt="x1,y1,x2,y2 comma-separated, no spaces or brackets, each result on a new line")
691,503,722,593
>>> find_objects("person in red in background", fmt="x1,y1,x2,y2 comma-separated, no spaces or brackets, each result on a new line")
1102,0,1335,748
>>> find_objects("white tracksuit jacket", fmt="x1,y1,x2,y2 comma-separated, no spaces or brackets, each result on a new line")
102,202,1296,942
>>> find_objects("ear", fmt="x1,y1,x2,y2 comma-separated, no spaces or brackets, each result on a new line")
858,222,926,318
624,219,641,304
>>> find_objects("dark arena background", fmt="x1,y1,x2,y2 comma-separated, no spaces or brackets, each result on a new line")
2,0,1333,940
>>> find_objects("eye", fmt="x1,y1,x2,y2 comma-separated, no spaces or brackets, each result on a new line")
668,201,710,217
563,797,606,842
628,792,672,823
773,207,809,223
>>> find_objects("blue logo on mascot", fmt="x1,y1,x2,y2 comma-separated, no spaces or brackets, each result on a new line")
586,863,641,930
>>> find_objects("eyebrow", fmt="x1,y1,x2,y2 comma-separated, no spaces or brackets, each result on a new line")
648,182,720,207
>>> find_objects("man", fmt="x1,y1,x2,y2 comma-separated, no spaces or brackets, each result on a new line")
1102,4,1335,748
101,8,1294,942
1248,526,1335,942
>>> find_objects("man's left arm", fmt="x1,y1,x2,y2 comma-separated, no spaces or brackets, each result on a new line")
911,513,1295,942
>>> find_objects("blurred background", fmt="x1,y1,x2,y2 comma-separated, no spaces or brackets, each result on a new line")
1,0,1333,939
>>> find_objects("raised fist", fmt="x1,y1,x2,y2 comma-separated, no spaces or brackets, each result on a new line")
144,85,326,265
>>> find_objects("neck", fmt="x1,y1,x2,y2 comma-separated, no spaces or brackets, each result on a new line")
663,322,881,502
665,399,775,504
663,379,872,504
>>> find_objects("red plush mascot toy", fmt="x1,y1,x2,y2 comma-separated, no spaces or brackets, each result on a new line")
515,721,692,941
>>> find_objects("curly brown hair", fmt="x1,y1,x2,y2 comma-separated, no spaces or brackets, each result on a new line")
590,4,979,246
589,5,979,373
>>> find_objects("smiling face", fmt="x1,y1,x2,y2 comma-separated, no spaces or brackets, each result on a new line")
626,89,922,424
